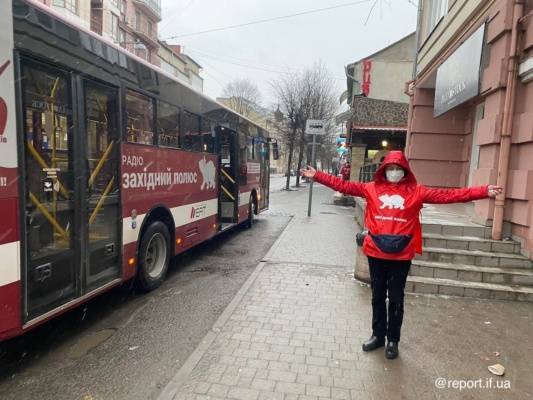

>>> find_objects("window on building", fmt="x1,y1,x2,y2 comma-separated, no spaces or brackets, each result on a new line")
119,29,126,46
120,0,126,15
157,100,180,148
181,111,202,152
426,0,448,34
147,20,153,37
125,90,154,145
110,13,119,41
135,10,141,30
53,0,78,15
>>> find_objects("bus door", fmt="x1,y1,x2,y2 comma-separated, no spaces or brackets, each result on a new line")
217,127,238,223
20,60,77,320
20,60,121,321
82,80,120,291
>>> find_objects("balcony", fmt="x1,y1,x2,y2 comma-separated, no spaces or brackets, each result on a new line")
132,0,162,22
131,21,159,48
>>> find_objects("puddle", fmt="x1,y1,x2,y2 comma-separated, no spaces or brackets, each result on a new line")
68,328,117,360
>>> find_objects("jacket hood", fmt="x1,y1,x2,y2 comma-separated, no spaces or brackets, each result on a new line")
374,151,417,185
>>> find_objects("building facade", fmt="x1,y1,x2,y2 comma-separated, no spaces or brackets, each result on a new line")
158,42,204,93
38,0,162,65
407,0,533,257
341,33,415,181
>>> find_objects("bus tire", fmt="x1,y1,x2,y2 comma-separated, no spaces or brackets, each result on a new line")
245,197,254,229
137,221,171,291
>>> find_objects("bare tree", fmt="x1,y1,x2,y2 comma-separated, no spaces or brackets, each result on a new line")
270,73,301,191
222,78,261,118
271,63,338,189
294,62,338,187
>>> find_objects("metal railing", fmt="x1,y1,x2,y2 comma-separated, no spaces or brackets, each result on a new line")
359,163,379,183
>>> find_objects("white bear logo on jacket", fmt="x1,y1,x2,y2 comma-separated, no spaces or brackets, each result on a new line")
378,194,405,210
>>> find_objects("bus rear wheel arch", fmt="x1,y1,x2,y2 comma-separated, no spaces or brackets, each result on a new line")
136,221,171,291
135,207,175,291
245,192,258,229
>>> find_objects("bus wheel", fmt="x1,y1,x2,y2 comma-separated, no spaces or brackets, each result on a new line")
137,221,171,291
245,197,254,229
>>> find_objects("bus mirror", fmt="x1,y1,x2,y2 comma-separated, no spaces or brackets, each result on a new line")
272,142,280,160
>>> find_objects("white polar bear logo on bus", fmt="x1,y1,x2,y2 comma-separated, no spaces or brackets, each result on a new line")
199,157,216,190
379,194,405,210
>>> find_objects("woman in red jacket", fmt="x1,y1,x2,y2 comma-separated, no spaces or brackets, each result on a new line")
300,151,502,360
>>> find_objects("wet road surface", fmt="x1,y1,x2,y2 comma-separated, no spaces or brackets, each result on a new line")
0,176,294,400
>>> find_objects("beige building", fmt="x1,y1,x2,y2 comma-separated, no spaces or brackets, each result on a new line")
345,33,416,104
158,42,204,93
341,33,415,181
38,0,162,65
407,0,533,257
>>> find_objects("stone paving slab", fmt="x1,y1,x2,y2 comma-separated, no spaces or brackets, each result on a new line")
264,214,356,268
160,261,533,400
159,185,532,400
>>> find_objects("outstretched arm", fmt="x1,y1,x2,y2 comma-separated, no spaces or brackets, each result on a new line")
422,185,502,204
300,166,367,198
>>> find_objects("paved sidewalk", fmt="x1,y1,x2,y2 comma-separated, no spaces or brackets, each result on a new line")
158,184,533,400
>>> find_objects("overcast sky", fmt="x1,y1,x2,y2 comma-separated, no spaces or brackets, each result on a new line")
159,0,418,108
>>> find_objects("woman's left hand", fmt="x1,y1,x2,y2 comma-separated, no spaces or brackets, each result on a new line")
488,185,503,198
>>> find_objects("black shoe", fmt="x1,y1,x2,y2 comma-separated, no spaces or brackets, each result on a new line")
385,341,399,359
362,335,385,352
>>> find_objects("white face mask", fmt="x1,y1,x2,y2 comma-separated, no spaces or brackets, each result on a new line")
386,169,404,183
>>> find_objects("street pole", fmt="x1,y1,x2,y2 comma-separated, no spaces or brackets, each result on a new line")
307,134,317,217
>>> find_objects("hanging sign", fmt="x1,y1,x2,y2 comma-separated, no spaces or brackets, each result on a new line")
434,24,486,117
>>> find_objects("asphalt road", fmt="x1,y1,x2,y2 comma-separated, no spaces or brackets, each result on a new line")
0,176,297,400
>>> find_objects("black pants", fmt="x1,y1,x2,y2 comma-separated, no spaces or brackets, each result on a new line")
367,256,411,342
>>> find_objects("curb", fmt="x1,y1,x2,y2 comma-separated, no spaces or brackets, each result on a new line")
156,215,294,400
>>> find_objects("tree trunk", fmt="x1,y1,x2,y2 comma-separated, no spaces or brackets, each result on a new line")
285,134,295,190
295,129,306,187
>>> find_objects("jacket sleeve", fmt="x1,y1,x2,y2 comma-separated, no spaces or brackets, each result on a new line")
314,171,367,198
421,185,489,204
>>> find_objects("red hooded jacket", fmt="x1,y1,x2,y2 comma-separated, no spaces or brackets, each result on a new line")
314,151,489,260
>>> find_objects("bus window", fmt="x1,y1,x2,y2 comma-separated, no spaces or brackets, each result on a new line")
247,136,254,160
200,117,215,153
21,61,75,275
22,63,73,201
255,138,266,161
181,110,202,152
125,90,154,145
157,100,180,148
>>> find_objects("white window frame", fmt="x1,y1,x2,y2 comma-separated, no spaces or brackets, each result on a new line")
110,12,119,41
53,0,78,15
426,0,448,34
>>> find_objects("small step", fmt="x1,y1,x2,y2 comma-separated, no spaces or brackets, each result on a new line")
411,260,533,286
417,247,532,269
405,276,533,302
422,223,492,239
422,233,520,254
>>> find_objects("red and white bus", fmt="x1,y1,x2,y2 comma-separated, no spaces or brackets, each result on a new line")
0,0,279,342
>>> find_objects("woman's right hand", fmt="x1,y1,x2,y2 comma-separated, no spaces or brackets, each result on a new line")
300,166,316,178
